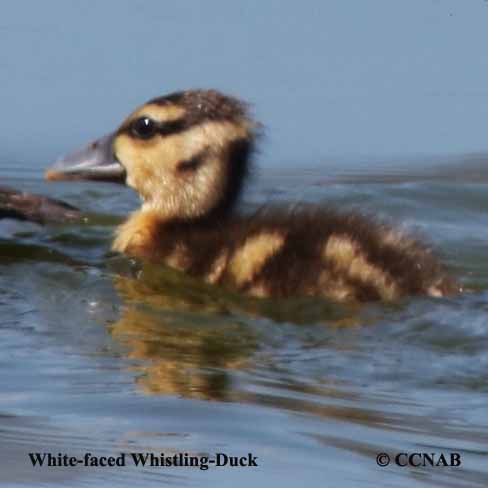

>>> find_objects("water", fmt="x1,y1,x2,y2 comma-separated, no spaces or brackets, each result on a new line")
3,1,488,166
2,0,488,485
1,156,488,487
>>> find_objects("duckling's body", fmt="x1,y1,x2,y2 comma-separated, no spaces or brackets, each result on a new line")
112,206,454,301
46,89,458,302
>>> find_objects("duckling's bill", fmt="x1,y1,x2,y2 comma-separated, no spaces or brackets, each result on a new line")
45,132,126,183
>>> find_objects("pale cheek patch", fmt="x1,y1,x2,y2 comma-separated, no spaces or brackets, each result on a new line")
114,135,156,194
230,232,284,286
116,134,184,208
322,235,399,301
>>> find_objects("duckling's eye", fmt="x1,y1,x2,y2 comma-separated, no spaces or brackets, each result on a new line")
130,117,157,139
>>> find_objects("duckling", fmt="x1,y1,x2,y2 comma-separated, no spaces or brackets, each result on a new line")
45,89,458,302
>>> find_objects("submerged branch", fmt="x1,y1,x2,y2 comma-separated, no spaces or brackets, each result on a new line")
0,185,83,224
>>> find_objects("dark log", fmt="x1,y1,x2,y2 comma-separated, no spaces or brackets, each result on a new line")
0,186,82,224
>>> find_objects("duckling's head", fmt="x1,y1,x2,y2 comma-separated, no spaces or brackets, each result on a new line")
46,90,257,221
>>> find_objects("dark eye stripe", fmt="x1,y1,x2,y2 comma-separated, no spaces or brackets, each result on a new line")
157,119,186,136
119,118,188,139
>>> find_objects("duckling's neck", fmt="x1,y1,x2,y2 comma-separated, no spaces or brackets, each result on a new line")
113,210,164,257
112,208,228,259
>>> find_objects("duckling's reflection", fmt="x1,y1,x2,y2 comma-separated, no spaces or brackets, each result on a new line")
108,262,259,400
106,257,359,400
110,306,255,399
